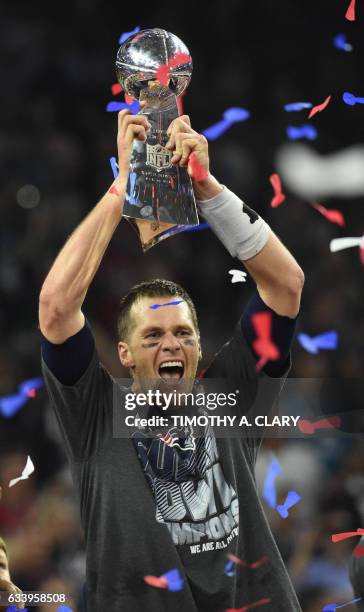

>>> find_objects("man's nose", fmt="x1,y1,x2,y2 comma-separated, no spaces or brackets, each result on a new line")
161,332,181,351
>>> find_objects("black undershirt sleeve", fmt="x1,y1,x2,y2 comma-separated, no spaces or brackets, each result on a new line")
40,319,95,386
241,288,297,377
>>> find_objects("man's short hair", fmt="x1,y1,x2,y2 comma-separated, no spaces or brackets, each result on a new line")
117,279,199,341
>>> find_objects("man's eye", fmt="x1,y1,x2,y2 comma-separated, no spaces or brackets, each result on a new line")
178,330,190,336
146,332,159,339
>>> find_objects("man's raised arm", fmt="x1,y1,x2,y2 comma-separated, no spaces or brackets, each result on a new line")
165,115,304,319
39,110,150,344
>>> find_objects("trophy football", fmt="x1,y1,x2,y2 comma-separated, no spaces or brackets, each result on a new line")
115,28,200,251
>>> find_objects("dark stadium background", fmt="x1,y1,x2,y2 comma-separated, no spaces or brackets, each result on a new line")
0,1,363,610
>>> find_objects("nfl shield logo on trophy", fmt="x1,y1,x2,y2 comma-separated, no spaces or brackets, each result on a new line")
146,143,173,172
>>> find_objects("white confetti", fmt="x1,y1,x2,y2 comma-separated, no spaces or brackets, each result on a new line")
9,455,35,488
329,236,364,252
229,269,247,283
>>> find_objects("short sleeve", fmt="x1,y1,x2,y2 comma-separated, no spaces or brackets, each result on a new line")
41,349,114,461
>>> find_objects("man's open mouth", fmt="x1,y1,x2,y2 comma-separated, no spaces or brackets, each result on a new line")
158,361,184,382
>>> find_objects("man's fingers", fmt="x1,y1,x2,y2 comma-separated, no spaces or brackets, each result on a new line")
180,137,202,165
118,112,150,139
166,115,195,149
124,124,147,146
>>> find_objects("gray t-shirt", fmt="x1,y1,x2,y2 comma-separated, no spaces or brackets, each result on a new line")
41,322,301,612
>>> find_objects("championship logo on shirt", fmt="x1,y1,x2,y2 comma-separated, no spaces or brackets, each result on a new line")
134,426,239,549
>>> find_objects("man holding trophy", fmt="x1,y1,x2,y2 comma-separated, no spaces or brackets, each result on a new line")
39,29,304,611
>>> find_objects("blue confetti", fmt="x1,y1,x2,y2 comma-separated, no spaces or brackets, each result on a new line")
182,223,209,232
286,125,318,140
109,157,119,179
0,377,44,418
106,100,140,114
6,608,28,612
162,568,184,592
263,456,282,508
224,559,236,577
297,331,338,355
343,91,364,106
276,490,302,519
119,26,141,45
129,171,137,205
322,597,362,611
57,607,73,612
202,107,250,141
149,300,184,310
333,33,353,52
284,102,313,112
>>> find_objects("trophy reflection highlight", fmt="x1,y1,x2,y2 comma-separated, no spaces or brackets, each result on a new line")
115,28,200,251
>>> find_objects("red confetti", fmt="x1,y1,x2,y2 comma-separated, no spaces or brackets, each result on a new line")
308,95,332,119
311,203,345,227
177,91,187,116
354,545,364,557
111,83,123,95
156,64,171,86
26,389,36,398
124,93,135,105
251,312,280,371
227,553,268,569
168,52,191,68
108,185,121,196
188,152,208,181
345,0,356,21
269,173,286,208
144,575,168,589
225,597,272,612
359,247,364,266
332,528,364,543
298,416,341,435
156,53,192,87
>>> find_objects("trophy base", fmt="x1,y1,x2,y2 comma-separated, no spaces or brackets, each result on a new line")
126,217,198,252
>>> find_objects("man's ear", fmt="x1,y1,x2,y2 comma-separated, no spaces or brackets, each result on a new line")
118,341,135,369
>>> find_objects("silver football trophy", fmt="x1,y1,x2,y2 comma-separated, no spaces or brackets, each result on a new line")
115,28,200,251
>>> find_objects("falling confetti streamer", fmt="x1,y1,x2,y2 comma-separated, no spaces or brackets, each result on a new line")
298,416,341,435
311,203,345,227
203,107,250,140
263,456,282,508
323,597,362,611
333,33,353,52
149,300,184,310
269,173,286,208
284,102,312,112
343,92,364,106
286,125,318,140
111,83,123,95
331,528,364,543
0,377,43,418
276,490,302,518
345,0,356,21
330,236,364,252
9,456,35,488
297,331,338,354
251,312,280,371
225,597,272,612
119,26,141,44
308,96,332,119
229,270,248,283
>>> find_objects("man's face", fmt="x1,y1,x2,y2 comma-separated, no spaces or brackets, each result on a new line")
118,295,201,393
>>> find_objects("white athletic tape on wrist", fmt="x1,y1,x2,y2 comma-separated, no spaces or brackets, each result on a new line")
196,186,271,260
